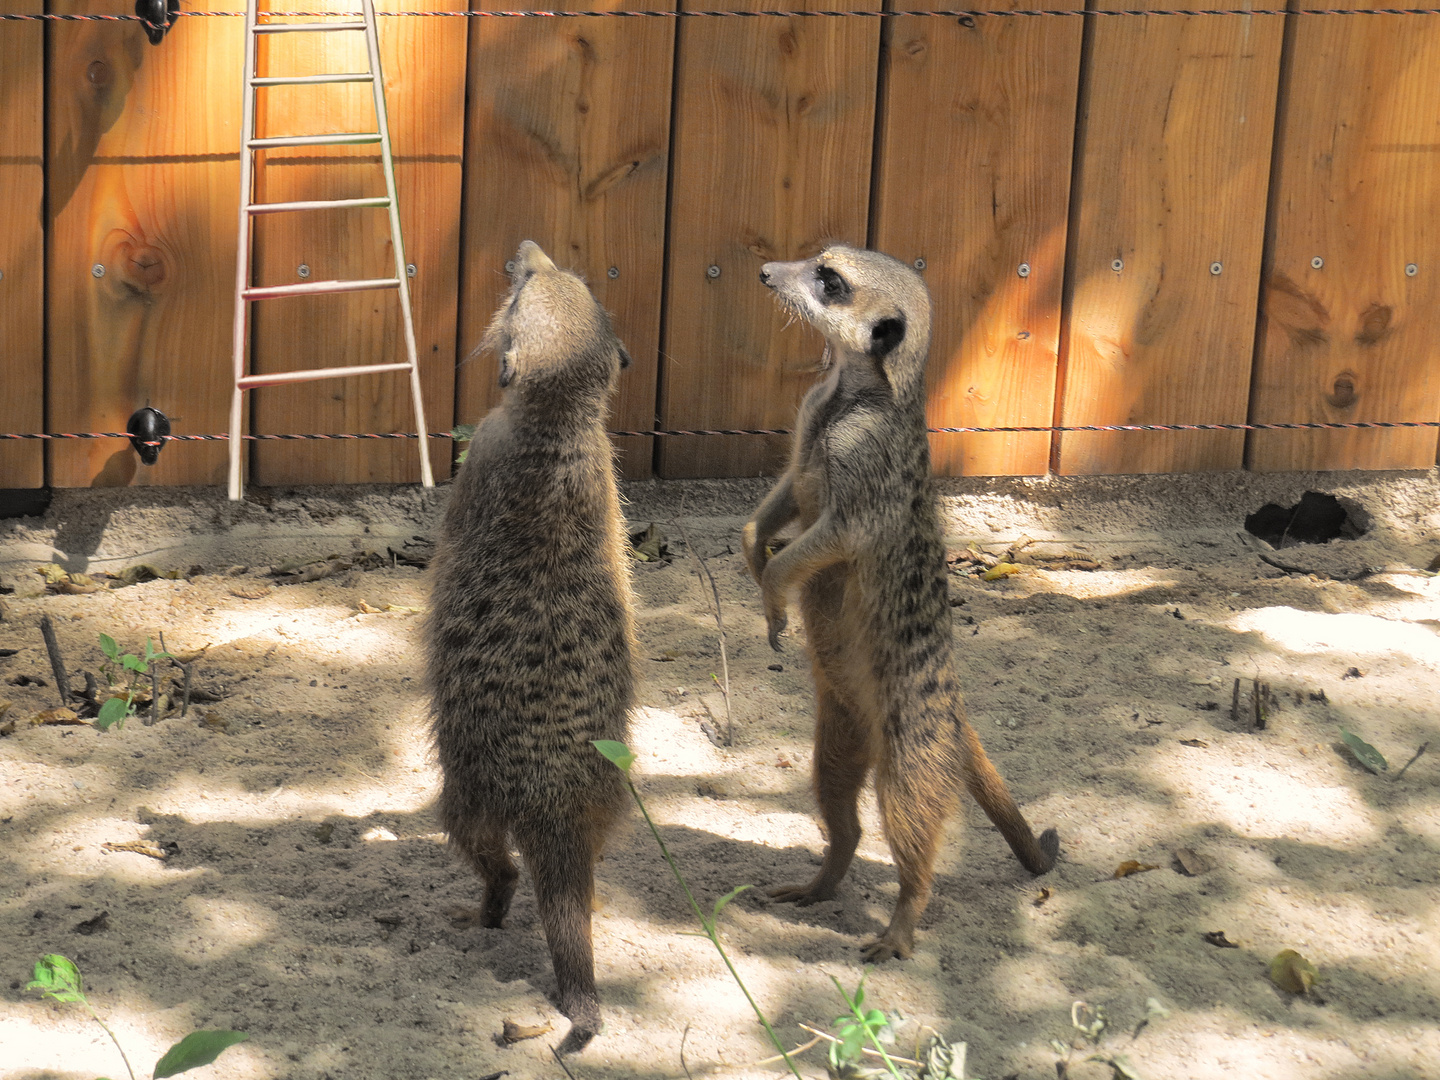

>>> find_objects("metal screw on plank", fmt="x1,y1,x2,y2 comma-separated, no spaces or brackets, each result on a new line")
913,258,927,271
1210,261,1223,276
1406,263,1419,277
297,264,311,279
92,264,106,278
406,264,416,278
706,265,721,279
1111,258,1123,272
1311,256,1324,270
1017,263,1031,278
0,270,4,282
505,260,515,274
607,266,619,280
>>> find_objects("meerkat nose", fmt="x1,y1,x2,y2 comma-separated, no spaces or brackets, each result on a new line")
759,267,773,285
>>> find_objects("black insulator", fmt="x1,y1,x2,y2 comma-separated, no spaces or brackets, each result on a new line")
127,407,171,465
135,0,179,45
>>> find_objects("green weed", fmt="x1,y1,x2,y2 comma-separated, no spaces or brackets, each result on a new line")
95,635,169,731
28,954,247,1080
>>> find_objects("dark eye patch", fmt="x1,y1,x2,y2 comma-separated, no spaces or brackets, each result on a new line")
815,264,852,305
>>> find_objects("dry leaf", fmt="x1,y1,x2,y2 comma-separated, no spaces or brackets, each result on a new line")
776,756,794,769
229,585,272,601
201,711,229,732
982,562,1024,582
1033,887,1053,907
1180,738,1209,748
358,600,383,614
1112,860,1161,879
501,1019,552,1044
1202,930,1240,949
102,839,179,860
1269,949,1320,994
33,707,84,726
1175,848,1213,876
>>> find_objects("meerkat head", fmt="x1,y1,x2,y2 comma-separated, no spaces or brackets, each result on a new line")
759,244,931,397
480,240,631,402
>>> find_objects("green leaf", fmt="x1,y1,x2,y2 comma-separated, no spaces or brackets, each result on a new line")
1340,728,1388,774
27,954,85,1004
711,884,751,924
96,697,130,731
98,634,118,660
592,740,635,774
152,1030,249,1078
862,1008,886,1029
122,654,147,673
145,638,170,663
451,423,476,443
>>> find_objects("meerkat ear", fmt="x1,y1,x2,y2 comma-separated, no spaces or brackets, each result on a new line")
869,314,906,358
616,342,632,369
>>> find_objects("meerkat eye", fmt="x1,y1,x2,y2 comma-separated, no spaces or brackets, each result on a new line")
815,265,852,304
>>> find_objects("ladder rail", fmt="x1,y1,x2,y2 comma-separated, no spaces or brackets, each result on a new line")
362,0,434,489
229,0,435,500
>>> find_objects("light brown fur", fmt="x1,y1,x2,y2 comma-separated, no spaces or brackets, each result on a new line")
744,244,1059,961
424,241,635,1051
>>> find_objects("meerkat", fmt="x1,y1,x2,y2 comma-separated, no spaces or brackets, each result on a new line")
425,240,634,1052
743,244,1059,962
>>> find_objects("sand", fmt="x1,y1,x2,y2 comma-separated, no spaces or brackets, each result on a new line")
1,469,1438,1080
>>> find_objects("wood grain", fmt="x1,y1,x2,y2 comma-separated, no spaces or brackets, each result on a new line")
1249,7,1440,472
250,0,464,486
456,0,674,481
657,0,880,479
872,0,1081,477
47,1,241,487
1056,5,1283,475
0,0,45,488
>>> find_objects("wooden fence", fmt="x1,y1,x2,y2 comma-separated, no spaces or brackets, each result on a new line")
3,0,1439,490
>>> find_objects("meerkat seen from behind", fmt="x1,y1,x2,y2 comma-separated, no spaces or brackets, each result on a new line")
425,241,634,1052
744,244,1059,962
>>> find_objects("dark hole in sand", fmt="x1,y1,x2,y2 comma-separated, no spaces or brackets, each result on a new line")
1244,491,1366,548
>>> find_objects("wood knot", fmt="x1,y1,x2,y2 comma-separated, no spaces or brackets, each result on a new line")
1354,302,1393,346
111,239,167,292
87,60,112,89
1326,370,1358,409
904,38,927,58
777,29,798,57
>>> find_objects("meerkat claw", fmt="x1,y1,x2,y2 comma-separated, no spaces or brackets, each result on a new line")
767,616,787,651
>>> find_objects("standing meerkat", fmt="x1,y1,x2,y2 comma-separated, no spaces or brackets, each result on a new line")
425,241,634,1052
744,244,1059,962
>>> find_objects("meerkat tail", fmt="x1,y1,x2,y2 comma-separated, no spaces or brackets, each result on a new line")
959,721,1059,875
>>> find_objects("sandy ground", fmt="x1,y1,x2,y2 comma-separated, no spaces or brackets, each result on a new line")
2,470,1439,1080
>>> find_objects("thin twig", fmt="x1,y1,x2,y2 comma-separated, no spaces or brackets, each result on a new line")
796,1023,924,1068
679,1022,695,1080
181,660,193,718
1394,741,1430,781
146,657,160,727
39,615,72,705
672,514,734,746
1230,678,1240,724
753,1033,825,1066
549,1044,578,1080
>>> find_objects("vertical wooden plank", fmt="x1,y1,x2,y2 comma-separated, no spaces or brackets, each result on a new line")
1249,8,1440,472
657,0,881,479
872,1,1081,477
250,0,463,486
48,1,240,487
0,1,45,488
455,0,675,481
1056,6,1283,475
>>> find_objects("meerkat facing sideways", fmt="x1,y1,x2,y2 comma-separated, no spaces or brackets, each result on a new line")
425,241,635,1052
744,244,1059,962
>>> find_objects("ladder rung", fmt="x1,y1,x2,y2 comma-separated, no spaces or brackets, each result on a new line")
251,73,375,87
247,197,392,215
248,133,382,149
244,278,401,300
237,363,415,390
254,21,368,33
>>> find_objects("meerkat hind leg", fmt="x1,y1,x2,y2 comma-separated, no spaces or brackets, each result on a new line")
769,679,872,905
448,813,519,929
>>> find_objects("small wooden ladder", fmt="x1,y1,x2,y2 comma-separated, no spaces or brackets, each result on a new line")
228,0,434,501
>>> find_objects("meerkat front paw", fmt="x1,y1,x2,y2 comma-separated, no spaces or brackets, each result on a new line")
766,612,788,651
859,930,913,963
